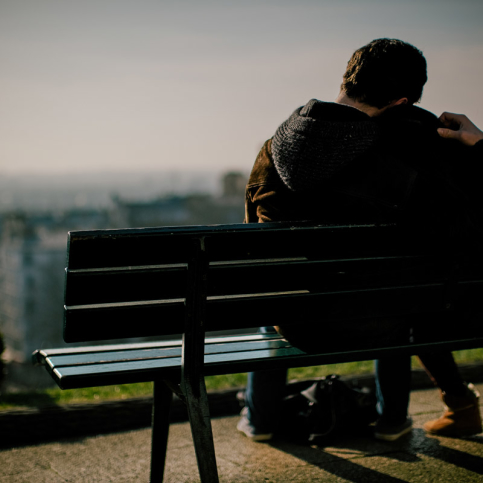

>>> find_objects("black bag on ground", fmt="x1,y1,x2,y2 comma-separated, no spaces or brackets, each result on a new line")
281,374,378,443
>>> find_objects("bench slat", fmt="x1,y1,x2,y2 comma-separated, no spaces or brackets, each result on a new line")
65,255,444,305
43,334,483,390
64,282,451,342
66,223,403,269
45,338,291,368
33,334,279,360
65,265,187,305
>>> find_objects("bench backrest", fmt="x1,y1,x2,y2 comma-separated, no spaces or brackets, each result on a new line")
63,221,483,354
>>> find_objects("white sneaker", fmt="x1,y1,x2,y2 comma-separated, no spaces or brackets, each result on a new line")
237,408,273,442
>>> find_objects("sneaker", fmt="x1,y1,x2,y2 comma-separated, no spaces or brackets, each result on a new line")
374,417,413,441
236,408,273,442
236,390,246,407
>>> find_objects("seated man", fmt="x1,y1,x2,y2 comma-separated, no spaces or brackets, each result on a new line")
238,38,483,442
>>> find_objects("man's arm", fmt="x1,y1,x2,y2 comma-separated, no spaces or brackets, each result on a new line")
437,112,483,147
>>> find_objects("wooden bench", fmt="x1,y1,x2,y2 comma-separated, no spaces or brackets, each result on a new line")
33,221,483,482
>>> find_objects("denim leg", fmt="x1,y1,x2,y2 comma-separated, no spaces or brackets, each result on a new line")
375,355,411,424
245,327,288,432
418,351,467,396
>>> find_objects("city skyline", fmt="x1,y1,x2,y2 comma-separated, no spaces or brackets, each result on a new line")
1,0,482,175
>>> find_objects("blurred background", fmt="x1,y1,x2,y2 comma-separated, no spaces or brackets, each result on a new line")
0,0,482,390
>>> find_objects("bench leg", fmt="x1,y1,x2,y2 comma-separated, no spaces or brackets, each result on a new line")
185,377,219,483
150,380,173,483
183,238,219,482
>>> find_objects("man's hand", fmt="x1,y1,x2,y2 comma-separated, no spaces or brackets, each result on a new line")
437,112,483,146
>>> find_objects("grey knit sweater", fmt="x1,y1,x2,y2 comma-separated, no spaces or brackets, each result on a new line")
271,99,380,191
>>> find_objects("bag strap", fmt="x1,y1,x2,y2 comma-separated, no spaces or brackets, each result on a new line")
309,377,338,439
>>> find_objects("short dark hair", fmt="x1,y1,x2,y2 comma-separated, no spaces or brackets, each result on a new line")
341,38,427,108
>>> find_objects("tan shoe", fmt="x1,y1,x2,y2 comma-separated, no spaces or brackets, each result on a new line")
424,383,482,437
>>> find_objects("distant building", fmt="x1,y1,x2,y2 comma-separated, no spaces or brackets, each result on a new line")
0,209,115,388
111,194,192,228
111,171,247,228
222,171,246,198
0,215,65,388
0,171,247,389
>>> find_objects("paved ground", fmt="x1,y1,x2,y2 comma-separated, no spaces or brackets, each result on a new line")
1,384,482,482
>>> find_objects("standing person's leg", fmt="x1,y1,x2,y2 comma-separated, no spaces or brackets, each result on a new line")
418,351,482,436
418,351,466,395
374,355,413,441
237,327,288,441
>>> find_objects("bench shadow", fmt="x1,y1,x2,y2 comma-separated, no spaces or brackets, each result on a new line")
417,429,483,475
269,427,483,480
463,433,483,444
269,437,409,483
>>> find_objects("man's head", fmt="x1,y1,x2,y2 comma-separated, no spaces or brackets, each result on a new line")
341,38,427,109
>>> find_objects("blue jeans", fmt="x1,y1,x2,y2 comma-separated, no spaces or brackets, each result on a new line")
245,327,288,432
245,327,411,431
375,356,411,424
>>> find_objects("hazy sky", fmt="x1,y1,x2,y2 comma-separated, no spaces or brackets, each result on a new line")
1,0,482,175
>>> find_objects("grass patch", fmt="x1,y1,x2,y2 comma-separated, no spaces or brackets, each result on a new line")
1,348,481,411
451,348,483,364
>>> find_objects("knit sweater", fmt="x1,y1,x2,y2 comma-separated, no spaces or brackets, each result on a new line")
271,99,379,191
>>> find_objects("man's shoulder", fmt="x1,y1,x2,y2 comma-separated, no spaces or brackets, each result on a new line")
377,105,440,137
